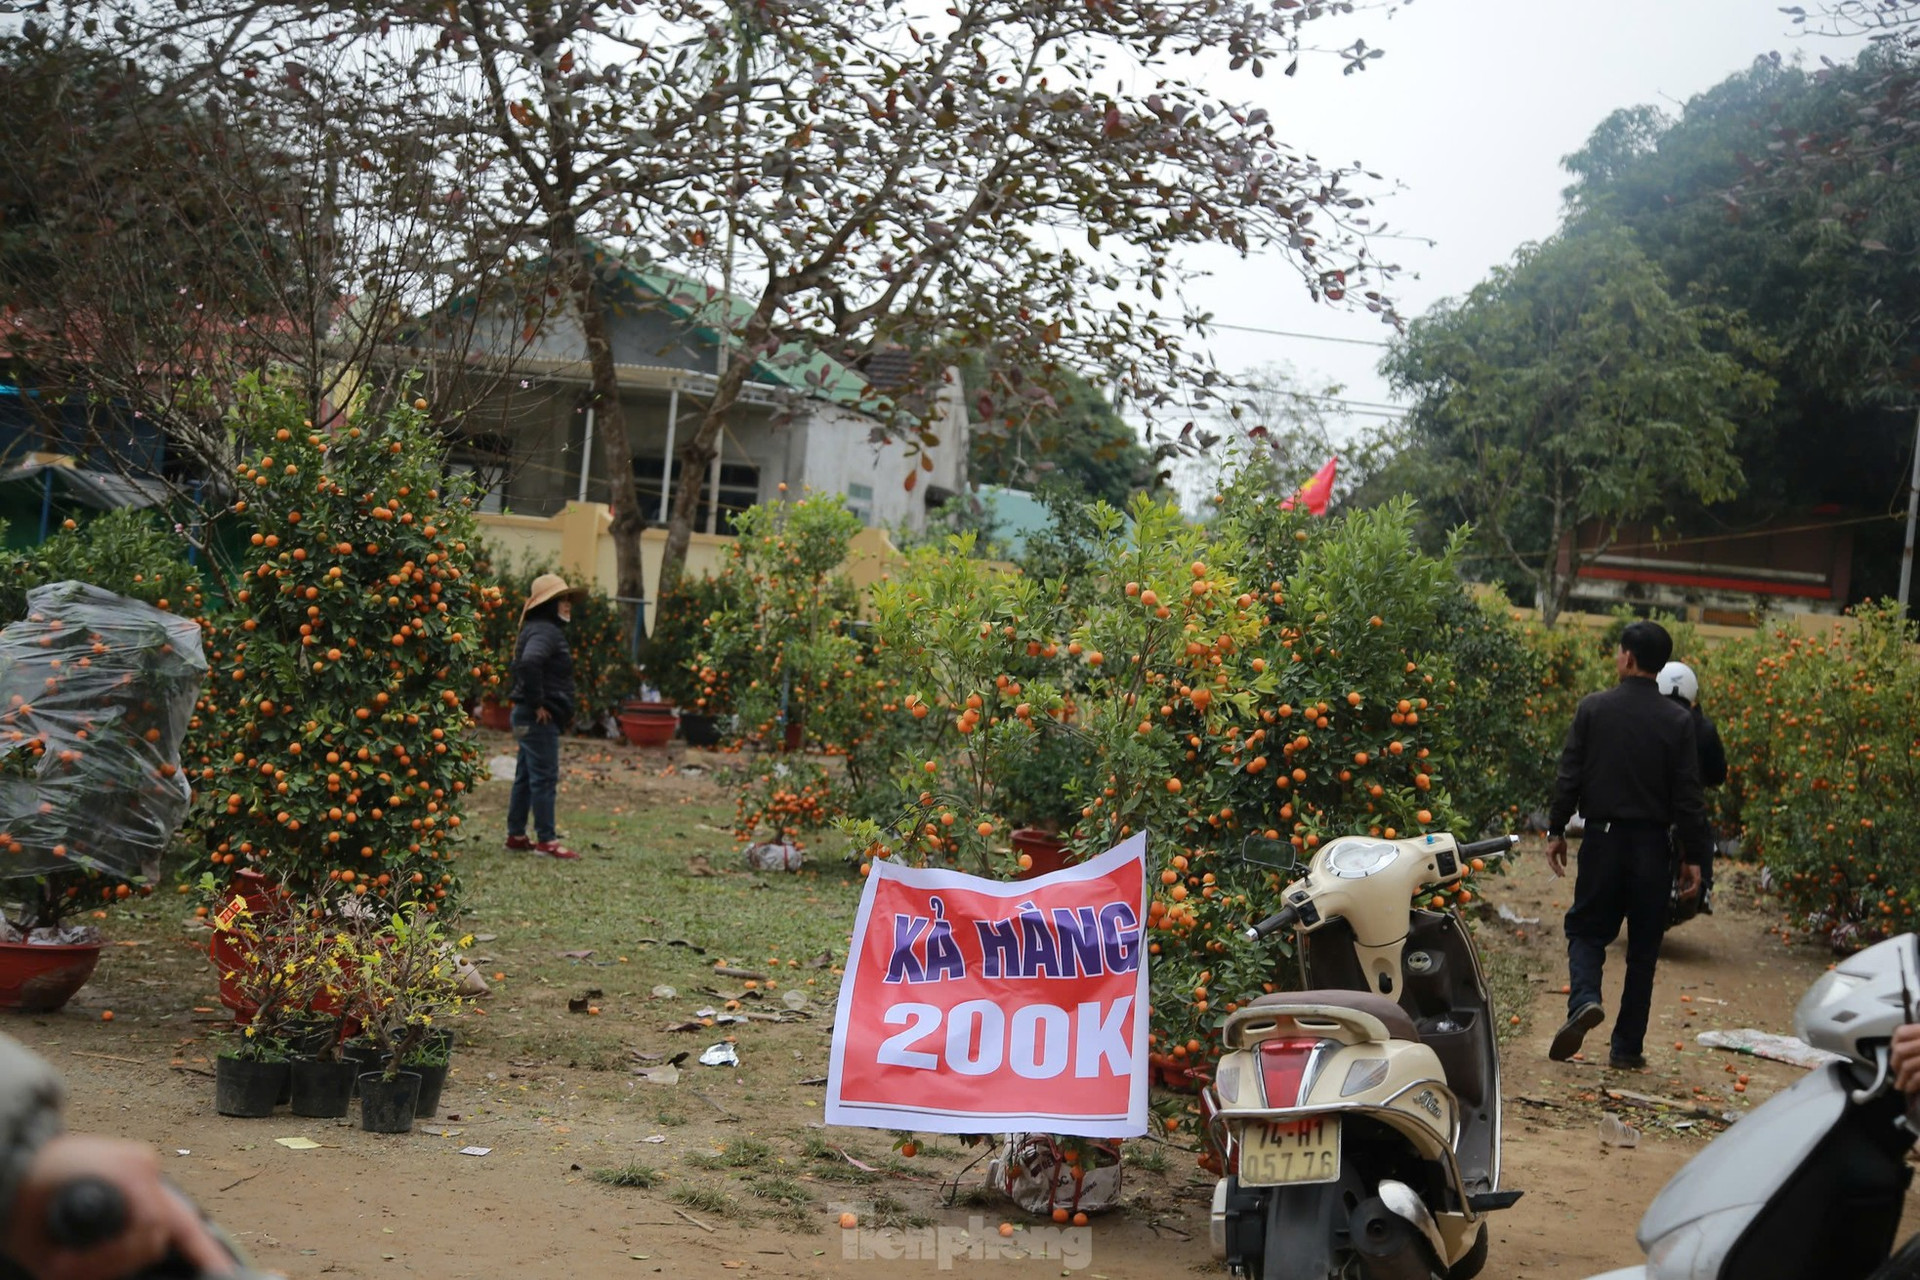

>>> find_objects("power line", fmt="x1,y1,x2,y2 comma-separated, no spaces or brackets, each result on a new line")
1205,321,1394,348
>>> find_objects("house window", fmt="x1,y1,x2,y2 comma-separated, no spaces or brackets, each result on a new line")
846,482,874,525
448,436,512,514
635,457,761,534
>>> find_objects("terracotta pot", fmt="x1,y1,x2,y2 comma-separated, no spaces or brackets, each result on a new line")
1011,829,1074,880
781,719,803,753
0,940,104,1013
210,874,354,1030
616,702,677,747
478,698,513,732
211,871,291,1022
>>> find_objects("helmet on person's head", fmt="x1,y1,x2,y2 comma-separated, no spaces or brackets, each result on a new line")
1656,661,1699,706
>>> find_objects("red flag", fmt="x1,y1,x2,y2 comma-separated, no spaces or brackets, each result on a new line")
1280,457,1338,516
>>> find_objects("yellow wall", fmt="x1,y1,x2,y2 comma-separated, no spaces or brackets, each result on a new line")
475,504,743,634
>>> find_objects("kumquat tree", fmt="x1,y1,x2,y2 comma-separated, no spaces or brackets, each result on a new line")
1702,601,1920,951
850,465,1481,1083
187,379,491,914
695,492,924,847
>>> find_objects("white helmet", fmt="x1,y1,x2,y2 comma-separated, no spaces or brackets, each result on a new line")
1656,661,1699,706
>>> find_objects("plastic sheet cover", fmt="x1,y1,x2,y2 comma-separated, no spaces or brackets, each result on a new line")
0,581,208,880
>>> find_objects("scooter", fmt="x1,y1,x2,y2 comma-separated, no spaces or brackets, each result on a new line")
1201,831,1523,1280
1589,931,1920,1280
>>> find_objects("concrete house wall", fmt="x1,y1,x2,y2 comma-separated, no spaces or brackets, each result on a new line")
449,255,968,533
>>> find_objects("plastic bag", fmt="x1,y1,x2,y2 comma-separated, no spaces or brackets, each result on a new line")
744,841,804,872
0,582,207,880
984,1134,1123,1216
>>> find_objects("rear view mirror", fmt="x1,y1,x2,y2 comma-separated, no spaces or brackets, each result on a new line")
1240,832,1305,875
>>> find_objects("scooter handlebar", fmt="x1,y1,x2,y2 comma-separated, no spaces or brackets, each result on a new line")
1457,834,1519,860
1243,903,1299,943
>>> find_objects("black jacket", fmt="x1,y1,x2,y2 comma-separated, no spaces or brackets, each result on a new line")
509,617,575,725
1548,676,1713,865
1693,706,1727,788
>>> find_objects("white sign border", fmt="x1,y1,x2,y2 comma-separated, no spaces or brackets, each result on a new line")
825,831,1150,1138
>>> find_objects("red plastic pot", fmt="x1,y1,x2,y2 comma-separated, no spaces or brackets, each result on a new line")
1011,829,1074,880
478,698,513,732
0,940,104,1013
617,702,677,747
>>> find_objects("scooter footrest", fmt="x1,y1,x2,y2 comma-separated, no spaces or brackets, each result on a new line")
1465,1189,1523,1213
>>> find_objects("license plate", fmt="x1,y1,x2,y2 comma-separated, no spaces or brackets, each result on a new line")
1237,1116,1341,1187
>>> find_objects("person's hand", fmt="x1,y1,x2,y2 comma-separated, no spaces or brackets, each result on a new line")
534,707,552,724
1893,1023,1920,1096
1546,836,1568,878
1677,863,1702,901
5,1135,237,1280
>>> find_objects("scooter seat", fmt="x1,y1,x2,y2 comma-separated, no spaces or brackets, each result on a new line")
1246,990,1419,1043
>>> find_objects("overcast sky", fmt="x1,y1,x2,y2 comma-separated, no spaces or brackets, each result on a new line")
1166,0,1868,454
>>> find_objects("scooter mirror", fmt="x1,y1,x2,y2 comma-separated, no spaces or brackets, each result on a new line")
1239,832,1306,875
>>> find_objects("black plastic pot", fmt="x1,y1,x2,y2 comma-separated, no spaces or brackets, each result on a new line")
679,713,722,747
289,1058,357,1119
215,1057,288,1118
405,1061,449,1118
286,1018,342,1058
341,1042,388,1097
357,1071,421,1133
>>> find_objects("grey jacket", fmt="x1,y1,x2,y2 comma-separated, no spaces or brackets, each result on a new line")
0,1033,63,1223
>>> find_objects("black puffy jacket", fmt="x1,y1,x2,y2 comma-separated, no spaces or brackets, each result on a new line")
509,617,575,725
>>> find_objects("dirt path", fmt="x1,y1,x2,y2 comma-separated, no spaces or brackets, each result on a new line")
12,787,1911,1278
1485,850,1852,1277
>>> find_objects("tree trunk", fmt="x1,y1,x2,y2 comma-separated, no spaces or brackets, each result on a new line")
658,298,777,599
1539,477,1567,628
563,250,647,607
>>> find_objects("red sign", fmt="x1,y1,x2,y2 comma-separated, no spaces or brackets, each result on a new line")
826,833,1149,1137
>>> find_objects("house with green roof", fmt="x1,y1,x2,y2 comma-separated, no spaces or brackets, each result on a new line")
446,245,970,534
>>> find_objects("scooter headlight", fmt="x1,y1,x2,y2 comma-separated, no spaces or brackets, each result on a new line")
1323,837,1399,880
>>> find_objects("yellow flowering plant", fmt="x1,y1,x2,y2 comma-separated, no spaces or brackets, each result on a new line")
203,878,350,1062
340,903,469,1078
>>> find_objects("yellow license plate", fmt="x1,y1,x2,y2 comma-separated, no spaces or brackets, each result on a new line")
1237,1116,1341,1187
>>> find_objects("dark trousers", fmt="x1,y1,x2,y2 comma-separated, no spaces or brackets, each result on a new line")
1565,821,1672,1058
507,704,561,842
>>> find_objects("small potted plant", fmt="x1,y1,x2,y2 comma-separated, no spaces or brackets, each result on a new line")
344,904,468,1131
276,908,359,1119
207,897,329,1118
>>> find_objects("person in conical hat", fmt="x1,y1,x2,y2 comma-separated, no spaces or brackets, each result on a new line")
505,573,585,860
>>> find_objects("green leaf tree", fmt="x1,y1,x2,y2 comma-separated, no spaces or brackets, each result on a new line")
1382,225,1775,625
1557,49,1920,601
962,359,1152,507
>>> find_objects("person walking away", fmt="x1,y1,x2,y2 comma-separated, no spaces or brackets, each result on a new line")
506,573,582,860
1657,660,1727,913
1545,620,1713,1070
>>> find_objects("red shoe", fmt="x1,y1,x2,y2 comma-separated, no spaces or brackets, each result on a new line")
505,835,534,851
535,840,579,860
